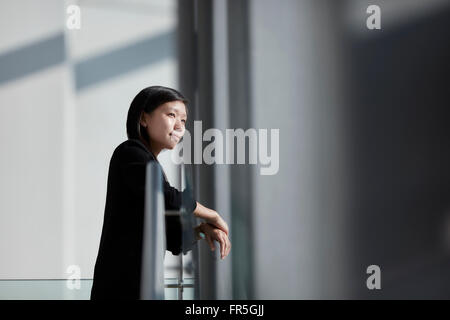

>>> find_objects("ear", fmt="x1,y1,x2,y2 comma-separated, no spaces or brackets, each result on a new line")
140,112,147,127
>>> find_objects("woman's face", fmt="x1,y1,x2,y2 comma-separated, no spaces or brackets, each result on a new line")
140,100,187,153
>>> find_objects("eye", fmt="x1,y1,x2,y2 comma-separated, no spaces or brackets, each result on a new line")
168,113,175,117
181,119,186,124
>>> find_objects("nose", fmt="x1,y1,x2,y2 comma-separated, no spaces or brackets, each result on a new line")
174,118,184,131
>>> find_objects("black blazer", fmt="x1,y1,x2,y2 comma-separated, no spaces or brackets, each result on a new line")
90,139,197,300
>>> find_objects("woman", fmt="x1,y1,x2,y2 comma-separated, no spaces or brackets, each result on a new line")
91,86,231,300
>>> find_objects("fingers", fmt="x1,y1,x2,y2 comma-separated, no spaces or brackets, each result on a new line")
205,233,215,251
219,234,225,259
226,236,231,257
218,232,231,260
200,223,231,259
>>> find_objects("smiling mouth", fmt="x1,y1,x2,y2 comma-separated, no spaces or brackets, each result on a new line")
170,133,182,141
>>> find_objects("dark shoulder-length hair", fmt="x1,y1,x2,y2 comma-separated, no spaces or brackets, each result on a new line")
126,86,189,145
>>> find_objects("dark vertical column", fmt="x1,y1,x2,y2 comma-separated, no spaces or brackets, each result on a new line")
177,0,196,105
177,0,198,300
227,0,254,300
196,0,217,300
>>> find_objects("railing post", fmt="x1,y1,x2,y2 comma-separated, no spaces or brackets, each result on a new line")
140,162,166,300
178,163,184,300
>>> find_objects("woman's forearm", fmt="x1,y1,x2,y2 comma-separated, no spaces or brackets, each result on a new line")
193,202,229,235
193,202,218,221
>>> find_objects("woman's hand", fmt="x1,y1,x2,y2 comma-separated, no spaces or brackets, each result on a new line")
208,212,229,236
193,202,229,235
198,222,231,260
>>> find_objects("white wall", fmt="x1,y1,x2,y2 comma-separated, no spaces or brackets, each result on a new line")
0,0,181,283
0,0,67,279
